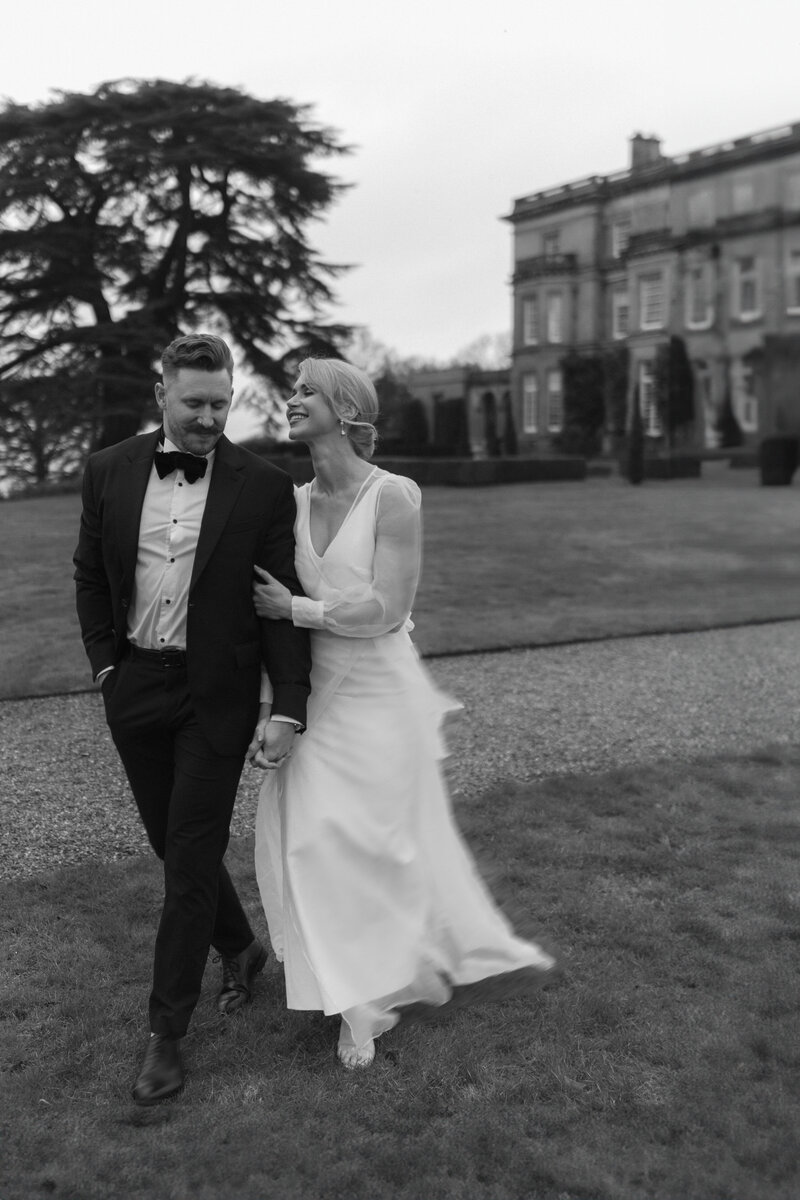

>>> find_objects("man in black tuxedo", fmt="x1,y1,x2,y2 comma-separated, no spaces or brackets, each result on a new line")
74,333,311,1105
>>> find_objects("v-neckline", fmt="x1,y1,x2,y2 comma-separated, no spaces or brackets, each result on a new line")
307,467,379,559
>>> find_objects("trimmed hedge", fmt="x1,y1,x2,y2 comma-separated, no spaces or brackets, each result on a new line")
263,456,315,484
263,455,588,487
728,451,759,469
615,453,702,481
759,437,799,486
5,454,589,499
642,455,702,480
386,457,587,486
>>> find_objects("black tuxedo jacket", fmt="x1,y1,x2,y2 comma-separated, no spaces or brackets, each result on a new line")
73,429,311,756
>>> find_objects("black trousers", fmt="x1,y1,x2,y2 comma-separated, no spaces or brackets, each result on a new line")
104,656,255,1037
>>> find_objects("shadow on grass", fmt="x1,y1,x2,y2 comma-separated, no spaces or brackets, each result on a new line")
2,746,799,1200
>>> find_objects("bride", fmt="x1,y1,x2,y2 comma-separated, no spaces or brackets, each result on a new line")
249,358,558,1069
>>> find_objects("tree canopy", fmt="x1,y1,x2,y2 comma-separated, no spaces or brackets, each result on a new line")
0,373,96,488
0,78,352,447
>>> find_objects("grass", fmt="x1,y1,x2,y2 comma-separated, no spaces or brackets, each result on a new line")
5,463,800,698
2,745,799,1199
3,464,800,1198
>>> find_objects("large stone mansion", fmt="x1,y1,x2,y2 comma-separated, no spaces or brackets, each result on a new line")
407,120,800,458
507,119,800,452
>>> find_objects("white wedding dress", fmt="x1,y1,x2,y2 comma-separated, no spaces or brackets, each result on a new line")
255,467,556,1055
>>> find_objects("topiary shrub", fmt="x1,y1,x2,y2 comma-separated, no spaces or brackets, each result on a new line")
622,386,645,485
557,351,605,458
715,389,743,448
759,436,799,486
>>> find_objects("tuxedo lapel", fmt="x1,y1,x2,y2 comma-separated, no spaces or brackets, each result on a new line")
191,436,246,590
117,429,161,590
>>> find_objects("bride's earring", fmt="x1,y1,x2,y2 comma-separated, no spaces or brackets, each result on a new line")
340,421,347,437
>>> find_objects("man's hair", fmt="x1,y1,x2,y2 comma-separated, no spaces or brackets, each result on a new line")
161,334,234,382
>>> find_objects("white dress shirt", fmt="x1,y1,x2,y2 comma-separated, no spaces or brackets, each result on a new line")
98,435,299,729
127,434,213,651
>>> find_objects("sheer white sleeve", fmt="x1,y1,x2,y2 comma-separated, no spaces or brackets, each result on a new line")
291,476,422,638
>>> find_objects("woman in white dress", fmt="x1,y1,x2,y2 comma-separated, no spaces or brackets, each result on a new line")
249,358,558,1069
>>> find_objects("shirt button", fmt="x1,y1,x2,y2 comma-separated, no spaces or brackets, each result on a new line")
172,519,177,524
165,599,171,605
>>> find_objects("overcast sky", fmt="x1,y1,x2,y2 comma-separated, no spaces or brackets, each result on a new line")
5,0,800,364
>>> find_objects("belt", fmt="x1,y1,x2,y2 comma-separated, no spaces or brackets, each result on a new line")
127,645,187,668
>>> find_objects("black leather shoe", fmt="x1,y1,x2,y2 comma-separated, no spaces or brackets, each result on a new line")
217,938,268,1014
132,1034,184,1106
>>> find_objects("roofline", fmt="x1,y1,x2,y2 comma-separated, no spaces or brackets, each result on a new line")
506,120,800,223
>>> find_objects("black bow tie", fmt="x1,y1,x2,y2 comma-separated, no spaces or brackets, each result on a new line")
154,450,208,483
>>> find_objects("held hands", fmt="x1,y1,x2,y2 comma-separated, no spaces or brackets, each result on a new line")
249,570,297,767
247,718,296,771
253,567,292,620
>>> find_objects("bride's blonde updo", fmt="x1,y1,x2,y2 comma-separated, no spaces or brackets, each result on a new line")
297,358,379,459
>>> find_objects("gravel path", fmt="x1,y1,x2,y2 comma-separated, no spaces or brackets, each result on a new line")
2,619,799,881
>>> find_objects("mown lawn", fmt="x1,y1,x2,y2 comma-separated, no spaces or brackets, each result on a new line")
2,745,799,1200
3,464,800,698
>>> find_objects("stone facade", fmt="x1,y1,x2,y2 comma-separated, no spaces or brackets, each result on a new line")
403,366,513,458
507,121,800,451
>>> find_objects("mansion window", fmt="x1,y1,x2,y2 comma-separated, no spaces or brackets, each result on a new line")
546,292,563,343
612,290,630,340
688,190,714,228
639,273,665,330
638,362,662,437
543,230,560,256
522,373,538,433
546,370,564,433
787,248,800,313
611,215,631,258
732,177,755,214
522,297,539,345
685,264,714,329
785,173,800,211
694,359,715,444
733,256,761,320
732,361,758,432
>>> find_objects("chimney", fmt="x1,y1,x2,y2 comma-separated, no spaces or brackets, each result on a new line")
630,133,663,170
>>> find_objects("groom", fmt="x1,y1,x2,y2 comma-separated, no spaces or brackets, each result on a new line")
74,333,311,1105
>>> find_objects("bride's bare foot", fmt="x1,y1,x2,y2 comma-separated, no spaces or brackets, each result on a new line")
337,1020,375,1069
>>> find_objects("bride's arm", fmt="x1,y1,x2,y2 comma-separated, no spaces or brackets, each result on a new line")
264,476,421,638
